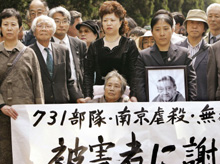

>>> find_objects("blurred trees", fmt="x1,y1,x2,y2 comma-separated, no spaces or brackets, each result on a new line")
0,0,217,28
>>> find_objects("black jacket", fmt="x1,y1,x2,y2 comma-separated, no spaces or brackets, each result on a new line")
84,36,139,98
135,43,197,102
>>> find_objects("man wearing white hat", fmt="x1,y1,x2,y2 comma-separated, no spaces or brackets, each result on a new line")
176,9,209,101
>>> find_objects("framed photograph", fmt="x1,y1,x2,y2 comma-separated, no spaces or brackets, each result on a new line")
145,66,188,102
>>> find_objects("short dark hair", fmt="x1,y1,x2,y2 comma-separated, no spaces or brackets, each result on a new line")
126,16,137,30
151,9,173,30
0,8,22,28
172,12,185,26
129,26,146,37
185,21,208,37
69,10,82,25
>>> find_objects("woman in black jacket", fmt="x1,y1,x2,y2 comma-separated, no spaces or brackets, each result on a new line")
83,1,139,102
135,9,197,102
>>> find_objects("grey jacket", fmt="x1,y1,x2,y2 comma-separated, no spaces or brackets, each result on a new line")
177,39,209,101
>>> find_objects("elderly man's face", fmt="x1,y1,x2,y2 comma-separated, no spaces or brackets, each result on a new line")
207,6,220,33
34,19,54,42
104,76,122,102
157,80,176,101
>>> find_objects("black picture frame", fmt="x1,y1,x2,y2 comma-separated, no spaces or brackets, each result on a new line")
145,66,188,102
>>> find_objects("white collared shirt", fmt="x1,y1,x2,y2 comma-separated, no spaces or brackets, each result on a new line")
37,41,53,63
53,35,76,80
210,33,220,44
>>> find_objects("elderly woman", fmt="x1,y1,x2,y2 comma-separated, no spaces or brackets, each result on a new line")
76,20,100,48
88,70,128,103
0,8,44,163
84,1,139,102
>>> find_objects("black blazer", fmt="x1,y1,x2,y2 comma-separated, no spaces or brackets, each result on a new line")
30,42,82,103
177,39,209,100
51,36,87,95
83,36,139,98
135,43,197,102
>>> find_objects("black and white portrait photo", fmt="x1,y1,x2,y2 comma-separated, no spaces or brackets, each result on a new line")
145,66,188,102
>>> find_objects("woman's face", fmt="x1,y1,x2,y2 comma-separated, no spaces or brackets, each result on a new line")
78,26,97,47
102,13,122,36
142,36,155,49
1,16,21,41
152,19,173,49
104,76,122,102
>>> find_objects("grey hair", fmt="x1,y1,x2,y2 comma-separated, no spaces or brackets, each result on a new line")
48,6,71,22
206,3,220,14
31,15,56,35
104,70,127,95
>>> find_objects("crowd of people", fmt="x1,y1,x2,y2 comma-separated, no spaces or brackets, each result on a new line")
1,0,220,163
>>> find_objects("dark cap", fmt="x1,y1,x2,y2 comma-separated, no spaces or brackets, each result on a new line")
76,20,100,39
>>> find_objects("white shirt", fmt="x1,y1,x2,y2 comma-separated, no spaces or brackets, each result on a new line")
210,33,220,44
53,35,76,80
171,33,186,44
36,41,53,63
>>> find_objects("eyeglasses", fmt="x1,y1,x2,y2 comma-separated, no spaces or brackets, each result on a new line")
54,19,69,25
36,23,53,29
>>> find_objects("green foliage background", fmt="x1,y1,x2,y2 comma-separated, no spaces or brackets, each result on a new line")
0,0,217,28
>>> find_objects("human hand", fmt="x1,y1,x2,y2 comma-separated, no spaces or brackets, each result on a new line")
77,98,87,103
77,97,92,103
122,96,130,102
1,105,18,120
130,96,138,102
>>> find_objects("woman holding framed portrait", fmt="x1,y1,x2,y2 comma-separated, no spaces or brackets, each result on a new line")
135,9,197,102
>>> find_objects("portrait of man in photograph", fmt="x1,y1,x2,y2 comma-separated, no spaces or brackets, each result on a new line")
152,76,185,102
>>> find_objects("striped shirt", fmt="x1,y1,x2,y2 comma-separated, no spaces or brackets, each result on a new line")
187,39,203,66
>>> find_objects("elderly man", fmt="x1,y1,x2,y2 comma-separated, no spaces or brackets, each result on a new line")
30,15,83,103
23,0,49,46
153,76,185,102
176,9,209,101
206,3,220,44
49,6,87,96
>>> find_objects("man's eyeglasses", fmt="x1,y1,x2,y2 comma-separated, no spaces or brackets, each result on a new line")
54,19,69,25
36,23,53,29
